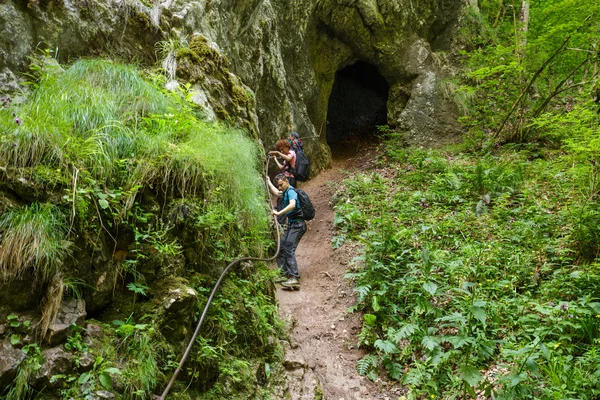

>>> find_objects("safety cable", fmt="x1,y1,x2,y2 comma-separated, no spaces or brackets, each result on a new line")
158,157,282,399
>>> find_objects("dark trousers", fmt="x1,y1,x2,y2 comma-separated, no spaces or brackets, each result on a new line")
278,220,306,278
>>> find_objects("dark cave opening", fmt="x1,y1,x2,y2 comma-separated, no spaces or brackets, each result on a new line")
326,61,389,158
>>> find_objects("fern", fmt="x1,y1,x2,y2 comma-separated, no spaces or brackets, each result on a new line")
357,354,379,376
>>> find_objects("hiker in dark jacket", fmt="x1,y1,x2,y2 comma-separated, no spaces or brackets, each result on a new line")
288,131,304,151
269,139,297,187
267,173,306,288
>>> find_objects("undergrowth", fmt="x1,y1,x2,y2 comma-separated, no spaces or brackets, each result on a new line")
334,2,599,397
334,139,600,398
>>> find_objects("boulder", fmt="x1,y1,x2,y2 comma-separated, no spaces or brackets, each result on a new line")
31,347,74,390
154,279,198,346
0,340,25,388
46,298,86,346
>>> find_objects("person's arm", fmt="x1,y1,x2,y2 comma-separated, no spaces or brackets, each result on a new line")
274,199,296,216
268,152,285,169
269,150,293,162
266,178,283,198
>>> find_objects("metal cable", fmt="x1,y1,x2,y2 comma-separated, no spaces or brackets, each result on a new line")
158,157,282,399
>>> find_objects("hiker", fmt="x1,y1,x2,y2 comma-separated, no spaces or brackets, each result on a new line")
267,173,306,288
268,139,297,187
287,131,311,182
288,131,304,151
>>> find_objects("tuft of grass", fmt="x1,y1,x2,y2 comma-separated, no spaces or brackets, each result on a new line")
0,203,70,282
120,327,160,398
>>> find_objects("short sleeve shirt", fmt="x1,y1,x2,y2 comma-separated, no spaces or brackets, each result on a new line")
283,187,300,222
284,150,296,177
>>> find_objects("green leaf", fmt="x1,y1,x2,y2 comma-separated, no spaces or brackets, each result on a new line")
357,354,378,375
78,372,91,385
421,336,439,351
99,371,112,390
386,362,403,380
436,312,466,325
507,372,527,387
374,339,398,355
363,314,377,326
367,369,379,382
446,335,475,349
98,198,109,209
102,367,121,375
10,334,20,345
525,358,539,375
470,305,487,325
458,365,482,387
394,323,419,340
372,296,380,312
423,281,438,296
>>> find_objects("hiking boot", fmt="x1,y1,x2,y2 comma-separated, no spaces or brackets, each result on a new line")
274,274,288,283
281,277,299,287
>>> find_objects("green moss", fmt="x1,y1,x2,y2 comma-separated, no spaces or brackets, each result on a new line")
189,36,219,59
215,105,229,119
231,84,249,108
177,47,202,64
129,7,153,30
314,382,324,400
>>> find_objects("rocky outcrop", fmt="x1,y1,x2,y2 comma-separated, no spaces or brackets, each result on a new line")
0,0,470,171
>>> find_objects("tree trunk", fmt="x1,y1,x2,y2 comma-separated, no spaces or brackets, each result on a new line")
518,0,530,57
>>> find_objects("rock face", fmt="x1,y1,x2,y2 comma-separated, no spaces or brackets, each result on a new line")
0,0,470,171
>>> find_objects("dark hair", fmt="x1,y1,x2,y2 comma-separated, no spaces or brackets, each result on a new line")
276,139,291,151
289,131,299,139
273,173,288,185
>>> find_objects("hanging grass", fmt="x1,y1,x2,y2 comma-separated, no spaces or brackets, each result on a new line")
0,59,269,240
0,203,70,282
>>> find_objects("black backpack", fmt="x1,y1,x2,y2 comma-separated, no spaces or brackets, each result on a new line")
290,188,315,221
292,147,310,182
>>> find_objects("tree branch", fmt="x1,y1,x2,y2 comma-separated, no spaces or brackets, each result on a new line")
494,14,593,138
530,57,592,120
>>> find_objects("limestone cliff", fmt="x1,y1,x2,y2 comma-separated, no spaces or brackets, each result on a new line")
1,0,472,170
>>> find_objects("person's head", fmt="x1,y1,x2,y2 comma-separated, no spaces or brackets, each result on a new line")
289,132,300,140
273,173,290,191
276,139,291,154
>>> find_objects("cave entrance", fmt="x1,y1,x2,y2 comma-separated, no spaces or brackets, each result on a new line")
326,61,389,158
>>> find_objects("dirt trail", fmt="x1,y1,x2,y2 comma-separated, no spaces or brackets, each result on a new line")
274,142,401,400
